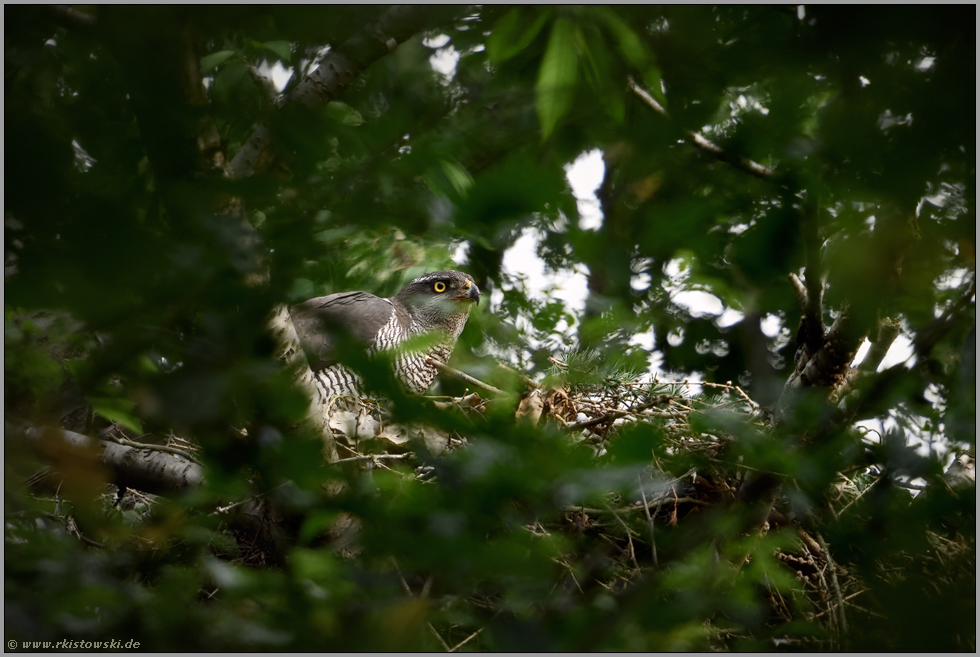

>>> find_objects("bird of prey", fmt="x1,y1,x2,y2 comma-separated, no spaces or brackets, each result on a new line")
289,270,481,401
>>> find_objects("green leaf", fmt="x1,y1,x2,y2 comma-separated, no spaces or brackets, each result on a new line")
592,8,667,108
439,159,474,199
88,396,143,434
593,8,648,70
254,40,292,63
325,101,364,126
486,8,551,64
535,18,580,140
200,50,236,72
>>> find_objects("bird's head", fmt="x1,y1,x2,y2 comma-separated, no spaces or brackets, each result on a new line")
393,270,481,333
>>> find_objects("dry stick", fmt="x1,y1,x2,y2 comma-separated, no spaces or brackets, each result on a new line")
496,362,539,390
552,557,586,596
425,357,510,398
391,557,451,652
603,502,642,572
448,628,483,653
336,443,415,480
816,533,848,650
50,513,105,548
564,497,706,516
210,482,289,516
104,434,203,466
566,399,661,431
627,77,776,181
834,475,882,519
637,475,659,568
330,453,412,465
809,590,868,620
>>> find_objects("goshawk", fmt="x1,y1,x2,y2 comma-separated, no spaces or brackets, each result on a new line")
290,270,481,401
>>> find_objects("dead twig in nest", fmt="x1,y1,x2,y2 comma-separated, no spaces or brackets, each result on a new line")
604,502,641,572
638,474,659,568
102,432,203,466
817,532,848,649
425,357,511,398
330,453,412,465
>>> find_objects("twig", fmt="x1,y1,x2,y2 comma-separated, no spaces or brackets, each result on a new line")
733,384,759,410
834,475,882,518
428,623,451,652
604,502,641,572
628,76,776,181
425,357,510,397
638,475,658,568
496,362,539,390
391,557,451,652
330,453,412,465
103,434,203,466
448,628,483,653
48,513,105,548
565,497,706,516
210,482,288,516
816,532,848,650
566,399,661,430
809,590,868,620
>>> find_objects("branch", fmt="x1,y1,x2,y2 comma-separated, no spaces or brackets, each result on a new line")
565,398,665,431
13,421,204,495
330,453,412,465
840,280,976,423
48,5,96,29
425,356,511,398
801,195,825,355
230,5,447,180
496,362,539,390
788,272,808,310
628,76,776,181
858,317,901,372
245,59,281,106
563,497,706,515
783,305,858,395
638,474,658,568
816,532,848,650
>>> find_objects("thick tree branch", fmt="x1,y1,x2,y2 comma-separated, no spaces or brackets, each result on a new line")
230,5,448,180
13,421,204,495
801,195,826,356
858,317,901,372
48,5,96,29
788,306,858,391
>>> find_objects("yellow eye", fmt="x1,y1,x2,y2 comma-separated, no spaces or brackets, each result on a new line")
433,281,447,293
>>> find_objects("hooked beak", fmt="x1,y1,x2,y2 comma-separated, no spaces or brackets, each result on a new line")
457,280,482,304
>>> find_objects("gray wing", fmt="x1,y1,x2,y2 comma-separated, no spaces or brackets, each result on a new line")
289,291,400,371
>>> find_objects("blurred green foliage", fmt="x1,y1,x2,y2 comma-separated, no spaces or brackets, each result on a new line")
5,5,974,651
